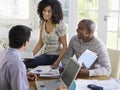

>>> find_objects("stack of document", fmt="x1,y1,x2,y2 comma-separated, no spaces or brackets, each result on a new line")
75,79,120,90
78,49,98,68
29,65,60,78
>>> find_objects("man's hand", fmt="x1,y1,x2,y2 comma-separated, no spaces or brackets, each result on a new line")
27,72,37,81
78,63,89,77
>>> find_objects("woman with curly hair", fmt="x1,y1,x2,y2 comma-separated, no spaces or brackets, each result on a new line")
24,0,67,68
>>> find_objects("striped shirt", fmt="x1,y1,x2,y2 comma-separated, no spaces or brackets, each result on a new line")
62,35,111,76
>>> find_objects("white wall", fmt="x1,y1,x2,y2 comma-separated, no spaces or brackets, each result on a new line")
68,0,78,41
98,0,108,44
0,0,40,52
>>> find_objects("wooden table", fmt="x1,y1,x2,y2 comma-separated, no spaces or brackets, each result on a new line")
29,76,111,90
29,77,57,90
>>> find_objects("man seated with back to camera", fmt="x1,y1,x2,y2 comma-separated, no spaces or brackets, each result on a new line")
0,25,37,90
61,19,111,78
0,25,67,90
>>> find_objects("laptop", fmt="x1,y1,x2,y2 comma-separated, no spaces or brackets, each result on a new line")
35,58,81,90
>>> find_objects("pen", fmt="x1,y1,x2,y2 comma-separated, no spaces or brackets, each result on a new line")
35,70,42,72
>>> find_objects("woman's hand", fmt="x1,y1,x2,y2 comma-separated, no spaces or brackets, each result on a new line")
51,60,60,68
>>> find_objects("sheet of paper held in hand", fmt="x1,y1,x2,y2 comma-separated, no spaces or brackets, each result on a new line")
78,49,98,68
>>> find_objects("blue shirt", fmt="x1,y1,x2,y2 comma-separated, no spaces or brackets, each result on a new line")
0,48,29,90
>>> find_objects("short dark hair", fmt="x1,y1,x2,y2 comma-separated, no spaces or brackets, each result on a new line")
9,25,32,48
79,19,95,31
37,0,63,24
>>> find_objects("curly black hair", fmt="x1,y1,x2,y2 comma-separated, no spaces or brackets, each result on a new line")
37,0,63,24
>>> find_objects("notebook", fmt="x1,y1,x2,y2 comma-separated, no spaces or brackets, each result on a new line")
35,58,81,90
29,65,60,78
78,49,98,68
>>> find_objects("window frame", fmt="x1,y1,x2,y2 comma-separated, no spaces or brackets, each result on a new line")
0,0,37,28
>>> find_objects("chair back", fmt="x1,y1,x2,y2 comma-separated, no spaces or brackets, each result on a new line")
108,48,120,79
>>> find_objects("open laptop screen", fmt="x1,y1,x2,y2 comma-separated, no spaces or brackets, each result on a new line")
61,58,80,87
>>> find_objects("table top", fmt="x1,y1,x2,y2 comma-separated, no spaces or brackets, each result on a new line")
29,76,111,90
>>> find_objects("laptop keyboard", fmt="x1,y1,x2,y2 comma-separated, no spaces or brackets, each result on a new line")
39,82,47,90
41,80,63,90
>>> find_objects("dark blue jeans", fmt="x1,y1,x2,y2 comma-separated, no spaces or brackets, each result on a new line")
24,54,59,68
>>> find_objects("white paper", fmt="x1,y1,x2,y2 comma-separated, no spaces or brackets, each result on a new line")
29,65,52,74
75,79,120,90
78,49,98,68
29,65,60,77
40,68,60,77
75,79,98,90
97,79,120,90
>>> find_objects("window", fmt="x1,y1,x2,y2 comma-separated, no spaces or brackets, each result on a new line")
78,0,98,36
77,0,120,50
0,0,29,19
1,0,120,50
78,0,98,23
107,0,120,50
0,0,36,29
59,0,69,24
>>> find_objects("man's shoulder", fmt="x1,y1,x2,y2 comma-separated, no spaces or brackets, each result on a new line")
92,37,104,45
95,37,105,45
69,35,78,43
92,37,106,51
8,59,25,73
6,54,23,68
71,35,77,40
